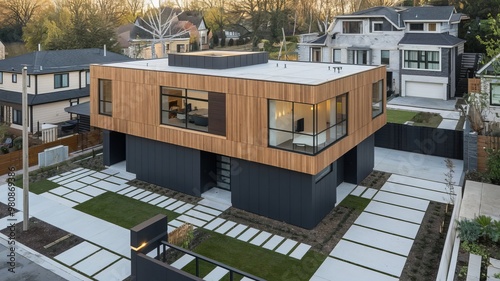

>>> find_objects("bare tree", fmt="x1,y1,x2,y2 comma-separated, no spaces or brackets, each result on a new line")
0,0,49,27
135,2,191,58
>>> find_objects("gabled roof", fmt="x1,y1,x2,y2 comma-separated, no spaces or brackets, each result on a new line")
0,88,89,105
398,33,465,47
348,6,404,28
400,6,455,22
477,53,500,76
0,48,132,75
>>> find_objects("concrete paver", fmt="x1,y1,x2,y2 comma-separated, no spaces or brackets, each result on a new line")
165,200,184,211
92,180,124,192
289,243,311,260
105,176,129,185
40,192,78,207
55,241,100,266
63,181,87,190
73,249,120,276
249,231,272,246
185,209,214,221
50,186,72,196
94,258,131,281
157,198,176,208
361,188,377,199
382,182,450,204
204,266,228,281
226,224,248,238
139,193,161,203
78,176,100,185
171,254,195,269
262,235,285,250
275,239,298,255
372,191,429,211
116,186,136,195
355,212,420,239
330,240,406,277
365,201,425,224
203,218,226,231
237,227,260,242
78,186,107,197
176,214,206,227
148,195,170,205
174,203,195,214
64,191,93,203
343,225,413,256
350,185,366,196
194,205,223,216
311,257,398,281
214,221,237,234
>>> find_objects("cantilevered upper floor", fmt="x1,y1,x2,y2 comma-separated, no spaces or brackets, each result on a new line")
90,51,386,175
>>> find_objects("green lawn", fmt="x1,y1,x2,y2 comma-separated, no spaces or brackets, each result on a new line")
387,109,443,128
387,109,418,124
183,231,326,280
14,179,59,194
338,195,370,211
74,192,179,228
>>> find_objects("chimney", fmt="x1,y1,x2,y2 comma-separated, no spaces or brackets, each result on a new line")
104,45,107,56
38,44,41,51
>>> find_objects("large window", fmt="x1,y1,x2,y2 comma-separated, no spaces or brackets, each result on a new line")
404,50,440,70
372,80,384,118
491,84,500,106
161,87,225,135
343,21,363,34
12,109,22,125
98,79,112,116
54,73,69,88
268,93,348,154
381,50,390,65
348,50,369,65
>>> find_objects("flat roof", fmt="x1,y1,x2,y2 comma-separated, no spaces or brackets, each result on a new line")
97,58,380,86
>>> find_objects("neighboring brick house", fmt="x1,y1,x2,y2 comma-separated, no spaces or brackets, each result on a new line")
298,6,465,100
0,48,131,133
129,8,209,59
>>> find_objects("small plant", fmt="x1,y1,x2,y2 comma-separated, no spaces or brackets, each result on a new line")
461,241,489,261
457,218,482,242
1,146,8,154
444,159,456,213
485,147,500,184
490,220,500,242
475,215,493,238
493,272,500,279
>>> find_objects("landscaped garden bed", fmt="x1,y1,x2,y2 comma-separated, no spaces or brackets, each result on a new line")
387,109,443,128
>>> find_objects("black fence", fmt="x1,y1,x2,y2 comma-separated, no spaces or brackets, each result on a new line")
375,123,463,160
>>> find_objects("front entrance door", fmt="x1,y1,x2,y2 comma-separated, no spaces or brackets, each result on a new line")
216,155,231,190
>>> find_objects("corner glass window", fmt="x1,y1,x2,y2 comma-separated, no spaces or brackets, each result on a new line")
268,93,348,155
98,79,112,116
372,80,384,118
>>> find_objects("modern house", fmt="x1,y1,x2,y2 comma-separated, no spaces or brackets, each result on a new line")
129,8,209,59
90,51,386,229
298,6,465,100
0,48,131,133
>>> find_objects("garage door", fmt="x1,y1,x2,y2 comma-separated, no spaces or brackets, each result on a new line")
405,81,446,99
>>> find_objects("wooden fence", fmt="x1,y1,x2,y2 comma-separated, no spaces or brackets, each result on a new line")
468,78,481,93
0,129,102,170
477,135,500,172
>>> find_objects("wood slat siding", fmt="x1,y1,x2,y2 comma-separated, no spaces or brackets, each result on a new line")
90,64,386,175
477,135,500,172
468,78,481,93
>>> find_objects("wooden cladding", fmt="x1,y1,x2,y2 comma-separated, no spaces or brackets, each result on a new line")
208,92,226,136
468,78,481,93
90,64,386,175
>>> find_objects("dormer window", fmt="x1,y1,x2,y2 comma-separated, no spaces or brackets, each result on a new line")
343,21,363,34
428,23,437,32
409,23,424,31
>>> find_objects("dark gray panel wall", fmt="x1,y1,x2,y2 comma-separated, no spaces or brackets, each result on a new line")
136,254,202,281
126,135,202,196
344,134,375,184
103,130,126,166
231,158,337,229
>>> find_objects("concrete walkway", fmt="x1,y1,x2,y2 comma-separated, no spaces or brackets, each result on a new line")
310,148,463,281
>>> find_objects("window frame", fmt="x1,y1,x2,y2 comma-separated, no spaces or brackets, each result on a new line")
342,21,363,34
403,50,441,71
372,80,384,118
12,109,22,125
332,49,341,63
311,47,322,62
491,83,500,106
409,23,425,31
428,23,437,32
372,21,383,32
381,50,390,65
54,73,69,89
268,93,348,155
98,79,113,116
348,49,369,65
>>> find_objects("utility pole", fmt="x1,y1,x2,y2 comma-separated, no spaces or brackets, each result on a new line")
22,66,29,231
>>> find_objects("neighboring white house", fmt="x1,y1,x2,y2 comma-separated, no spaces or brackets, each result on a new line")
129,8,210,59
474,53,500,120
298,6,465,100
0,48,131,133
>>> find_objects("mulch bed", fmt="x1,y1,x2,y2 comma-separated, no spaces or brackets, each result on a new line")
359,170,392,189
0,202,17,219
400,202,452,281
0,217,84,258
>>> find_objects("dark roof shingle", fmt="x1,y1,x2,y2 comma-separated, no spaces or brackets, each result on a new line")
0,88,89,105
398,33,465,46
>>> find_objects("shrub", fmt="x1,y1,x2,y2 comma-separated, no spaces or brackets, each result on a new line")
228,38,234,46
456,218,481,242
285,35,298,43
212,34,219,46
490,220,500,242
461,241,489,260
475,215,493,237
485,147,500,184
1,146,8,154
13,137,22,150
